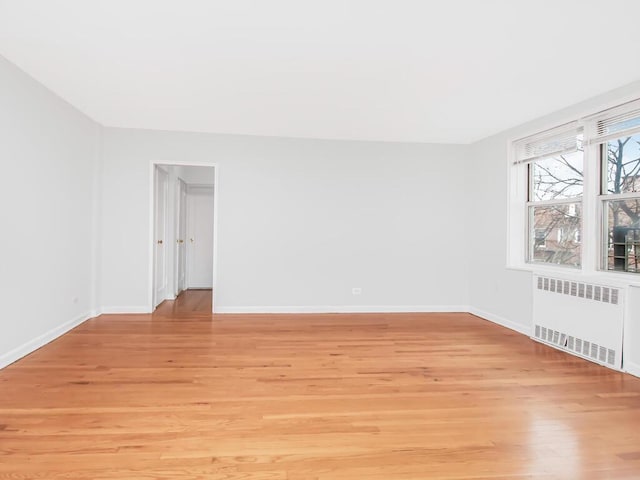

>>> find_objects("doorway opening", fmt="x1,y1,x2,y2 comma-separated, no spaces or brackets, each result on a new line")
150,163,217,313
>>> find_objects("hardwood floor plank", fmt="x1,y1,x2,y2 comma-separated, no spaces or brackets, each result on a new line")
1,291,640,478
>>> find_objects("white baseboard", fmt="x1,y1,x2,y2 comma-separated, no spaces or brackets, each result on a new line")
624,361,640,379
10,303,637,381
214,305,470,314
468,307,532,336
0,310,94,369
98,306,151,314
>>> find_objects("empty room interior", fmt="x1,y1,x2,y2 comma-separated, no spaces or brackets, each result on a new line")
3,1,640,478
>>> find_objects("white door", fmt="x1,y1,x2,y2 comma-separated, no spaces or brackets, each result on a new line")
153,167,169,307
176,179,187,295
187,186,214,288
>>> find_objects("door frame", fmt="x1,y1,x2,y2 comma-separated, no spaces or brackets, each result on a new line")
148,160,219,313
175,177,188,297
152,165,169,309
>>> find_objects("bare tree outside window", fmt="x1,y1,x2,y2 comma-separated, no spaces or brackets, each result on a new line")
604,134,640,272
529,148,583,266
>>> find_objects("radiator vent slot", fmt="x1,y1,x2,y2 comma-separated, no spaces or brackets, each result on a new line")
536,276,619,305
533,324,617,366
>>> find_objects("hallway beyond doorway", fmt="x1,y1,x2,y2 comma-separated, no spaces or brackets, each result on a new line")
150,163,217,313
154,289,212,317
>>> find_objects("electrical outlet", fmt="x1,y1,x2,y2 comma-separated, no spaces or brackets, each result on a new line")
352,288,362,295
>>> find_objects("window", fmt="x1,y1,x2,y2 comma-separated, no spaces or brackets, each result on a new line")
514,123,583,267
511,98,640,275
595,105,640,273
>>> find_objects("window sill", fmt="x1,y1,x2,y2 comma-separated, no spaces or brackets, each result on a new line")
506,263,640,288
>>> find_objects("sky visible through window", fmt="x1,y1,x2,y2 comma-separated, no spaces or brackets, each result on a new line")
606,134,640,194
531,149,583,201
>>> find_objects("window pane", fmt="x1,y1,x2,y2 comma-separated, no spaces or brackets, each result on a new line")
605,199,640,273
604,134,640,194
530,150,583,201
529,203,581,267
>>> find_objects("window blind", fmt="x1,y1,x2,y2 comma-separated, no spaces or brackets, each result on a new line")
513,121,582,165
588,99,640,145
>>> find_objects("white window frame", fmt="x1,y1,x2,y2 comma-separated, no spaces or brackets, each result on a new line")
525,155,584,268
510,123,585,270
507,95,640,280
590,100,640,274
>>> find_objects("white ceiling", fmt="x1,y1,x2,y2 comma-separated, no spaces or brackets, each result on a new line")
1,0,640,144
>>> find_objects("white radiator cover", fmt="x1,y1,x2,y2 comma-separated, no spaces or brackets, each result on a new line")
532,275,624,370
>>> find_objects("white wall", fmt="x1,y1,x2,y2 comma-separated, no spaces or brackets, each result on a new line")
100,128,470,312
467,131,533,334
467,79,640,370
0,56,100,367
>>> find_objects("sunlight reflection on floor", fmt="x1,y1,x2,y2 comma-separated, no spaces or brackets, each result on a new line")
528,414,579,477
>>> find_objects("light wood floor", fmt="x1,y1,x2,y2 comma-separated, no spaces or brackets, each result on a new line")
1,291,640,479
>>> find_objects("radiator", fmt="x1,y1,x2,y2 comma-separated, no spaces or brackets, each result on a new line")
532,275,624,370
